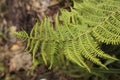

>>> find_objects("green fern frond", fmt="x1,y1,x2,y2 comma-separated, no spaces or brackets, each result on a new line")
15,0,119,72
41,41,48,65
14,30,28,41
74,0,120,45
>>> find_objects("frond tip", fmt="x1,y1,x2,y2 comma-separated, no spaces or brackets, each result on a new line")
13,30,28,41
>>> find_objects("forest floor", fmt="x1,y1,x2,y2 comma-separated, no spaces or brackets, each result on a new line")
0,0,82,80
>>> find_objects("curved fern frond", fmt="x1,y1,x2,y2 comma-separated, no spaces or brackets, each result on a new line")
15,0,119,72
74,0,120,44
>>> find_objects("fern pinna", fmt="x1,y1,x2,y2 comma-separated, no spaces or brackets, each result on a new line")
15,0,119,72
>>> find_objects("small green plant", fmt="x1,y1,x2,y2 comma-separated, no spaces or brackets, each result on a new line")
15,0,120,72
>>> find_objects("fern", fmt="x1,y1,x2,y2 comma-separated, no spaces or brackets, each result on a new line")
13,30,29,41
74,0,120,44
15,0,119,72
